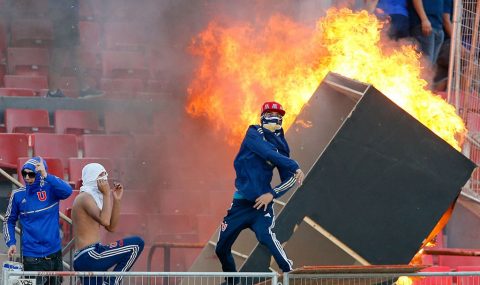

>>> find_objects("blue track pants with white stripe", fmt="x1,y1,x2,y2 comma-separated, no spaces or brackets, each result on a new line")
73,236,144,285
215,199,293,273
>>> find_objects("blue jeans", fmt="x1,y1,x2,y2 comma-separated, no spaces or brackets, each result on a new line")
411,25,445,64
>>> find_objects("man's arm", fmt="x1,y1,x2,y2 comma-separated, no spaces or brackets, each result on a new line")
81,180,113,228
244,127,299,173
105,183,123,232
443,1,453,38
45,174,73,200
3,191,19,257
412,0,432,36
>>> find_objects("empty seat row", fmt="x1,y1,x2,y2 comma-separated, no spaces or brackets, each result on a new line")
2,108,153,135
0,133,136,169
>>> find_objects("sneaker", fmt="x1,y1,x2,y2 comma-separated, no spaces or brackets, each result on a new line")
79,87,105,99
46,89,65,98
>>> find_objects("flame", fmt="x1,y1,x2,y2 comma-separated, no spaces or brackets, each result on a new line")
187,8,466,149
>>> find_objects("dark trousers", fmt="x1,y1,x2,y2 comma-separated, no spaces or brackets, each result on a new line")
23,250,63,285
215,199,293,273
73,236,145,285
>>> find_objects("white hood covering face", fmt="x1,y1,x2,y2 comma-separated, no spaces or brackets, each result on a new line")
80,163,108,210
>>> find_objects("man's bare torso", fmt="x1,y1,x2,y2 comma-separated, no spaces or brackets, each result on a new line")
72,192,101,250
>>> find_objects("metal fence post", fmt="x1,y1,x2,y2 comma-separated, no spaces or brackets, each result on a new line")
283,272,289,285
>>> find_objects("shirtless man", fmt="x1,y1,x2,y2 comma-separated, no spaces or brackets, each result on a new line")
72,163,144,285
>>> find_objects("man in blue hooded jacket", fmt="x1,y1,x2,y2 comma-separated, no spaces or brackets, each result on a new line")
3,157,72,285
215,101,305,281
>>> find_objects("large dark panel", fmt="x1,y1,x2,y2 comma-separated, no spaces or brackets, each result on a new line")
241,73,475,270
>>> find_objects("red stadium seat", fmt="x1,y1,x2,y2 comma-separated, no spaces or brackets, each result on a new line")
100,78,144,99
79,0,104,21
104,22,147,51
82,135,133,158
4,108,54,133
79,21,102,51
10,19,53,47
104,111,152,134
68,157,115,186
7,47,49,75
0,134,29,169
10,0,50,18
467,112,480,133
32,134,78,166
60,189,79,213
0,88,37,97
102,51,149,79
54,110,101,135
17,157,65,181
4,75,48,91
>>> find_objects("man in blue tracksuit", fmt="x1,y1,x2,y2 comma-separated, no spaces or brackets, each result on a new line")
216,101,305,281
3,157,73,285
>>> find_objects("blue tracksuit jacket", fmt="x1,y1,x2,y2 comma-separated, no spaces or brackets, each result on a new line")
3,160,72,257
234,125,300,201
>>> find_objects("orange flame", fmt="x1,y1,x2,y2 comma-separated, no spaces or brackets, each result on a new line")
186,8,466,149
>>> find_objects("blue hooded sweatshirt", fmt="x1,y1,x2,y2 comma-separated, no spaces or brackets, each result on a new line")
3,157,72,257
233,125,300,201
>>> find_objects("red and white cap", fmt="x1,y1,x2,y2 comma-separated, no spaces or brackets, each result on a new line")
261,101,285,116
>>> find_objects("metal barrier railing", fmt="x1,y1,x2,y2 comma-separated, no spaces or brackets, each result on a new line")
285,271,480,285
4,271,278,285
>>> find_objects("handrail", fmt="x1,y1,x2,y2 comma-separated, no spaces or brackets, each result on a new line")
146,242,205,285
146,242,205,272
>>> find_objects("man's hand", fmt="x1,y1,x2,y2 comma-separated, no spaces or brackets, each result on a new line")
35,158,47,178
254,193,274,211
112,182,124,201
421,19,432,36
295,169,305,185
8,245,16,259
97,179,111,196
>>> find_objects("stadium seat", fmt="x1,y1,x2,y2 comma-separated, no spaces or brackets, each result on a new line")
157,191,208,215
82,135,133,158
17,157,64,181
0,134,29,169
0,88,36,97
79,0,104,21
60,189,79,214
79,21,102,51
100,78,144,98
32,134,78,166
10,19,53,47
68,157,115,186
4,108,54,133
54,110,101,135
102,51,149,79
10,0,50,18
104,111,152,134
104,22,148,51
4,75,48,91
7,47,49,75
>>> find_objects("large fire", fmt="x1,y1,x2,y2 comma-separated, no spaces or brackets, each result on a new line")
186,8,466,150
